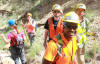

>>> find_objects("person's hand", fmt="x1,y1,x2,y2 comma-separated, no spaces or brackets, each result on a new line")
0,33,4,37
21,24,25,28
20,20,25,28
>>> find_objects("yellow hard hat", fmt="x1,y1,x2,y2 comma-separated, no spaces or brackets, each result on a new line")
75,3,86,10
52,4,63,14
63,11,80,24
27,13,32,17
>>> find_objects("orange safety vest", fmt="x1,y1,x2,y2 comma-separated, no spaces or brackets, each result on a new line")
26,19,35,33
48,17,63,41
56,33,77,64
43,33,77,64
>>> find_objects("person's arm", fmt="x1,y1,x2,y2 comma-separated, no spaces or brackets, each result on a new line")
43,20,49,49
0,34,10,44
43,29,49,49
20,20,26,28
34,20,37,31
32,19,36,28
43,40,57,64
32,19,37,33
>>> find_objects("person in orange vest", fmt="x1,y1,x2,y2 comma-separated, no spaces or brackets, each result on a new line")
21,12,37,45
42,11,80,64
43,4,63,48
0,19,27,64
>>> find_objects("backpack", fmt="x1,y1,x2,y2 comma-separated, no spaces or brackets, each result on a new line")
10,32,24,49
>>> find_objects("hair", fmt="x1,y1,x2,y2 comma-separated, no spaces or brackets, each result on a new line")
10,23,17,30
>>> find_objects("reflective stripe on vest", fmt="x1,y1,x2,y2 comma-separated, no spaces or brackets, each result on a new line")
48,17,63,41
77,17,88,44
77,17,88,34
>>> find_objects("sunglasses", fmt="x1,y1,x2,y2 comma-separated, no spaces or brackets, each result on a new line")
63,23,77,30
78,8,85,12
53,10,61,13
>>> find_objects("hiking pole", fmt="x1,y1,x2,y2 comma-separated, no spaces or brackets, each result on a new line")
94,37,96,64
93,32,97,64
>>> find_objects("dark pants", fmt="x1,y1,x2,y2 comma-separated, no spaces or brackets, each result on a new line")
9,47,26,64
28,33,35,45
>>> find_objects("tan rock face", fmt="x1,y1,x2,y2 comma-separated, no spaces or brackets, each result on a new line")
0,50,15,64
2,57,15,64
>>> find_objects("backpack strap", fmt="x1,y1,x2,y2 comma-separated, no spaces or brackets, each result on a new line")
48,17,55,24
10,30,24,47
10,32,17,47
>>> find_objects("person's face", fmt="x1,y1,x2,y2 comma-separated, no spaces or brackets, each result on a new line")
77,8,85,16
63,22,77,38
10,25,15,29
27,15,32,21
53,10,62,18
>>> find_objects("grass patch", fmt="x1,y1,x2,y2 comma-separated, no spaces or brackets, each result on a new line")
85,40,100,60
0,39,6,49
96,40,100,53
85,45,94,62
85,8,97,33
26,27,44,59
85,8,97,20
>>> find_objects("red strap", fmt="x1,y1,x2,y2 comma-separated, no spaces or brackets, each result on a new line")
56,18,63,35
60,33,69,47
48,17,56,39
48,17,63,45
10,32,16,47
